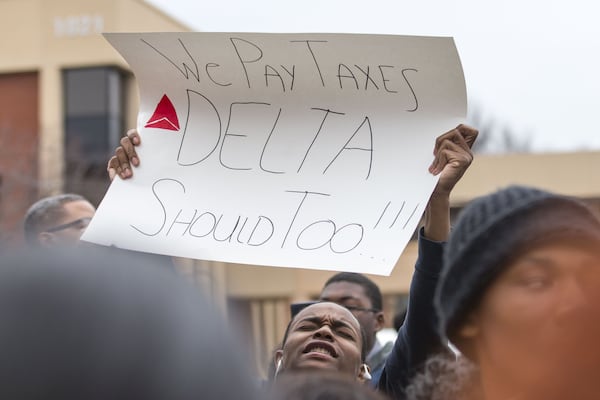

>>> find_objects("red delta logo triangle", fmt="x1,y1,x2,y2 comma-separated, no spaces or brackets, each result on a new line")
144,94,180,131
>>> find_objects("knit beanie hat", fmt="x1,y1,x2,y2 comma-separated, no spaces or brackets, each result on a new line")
435,185,600,353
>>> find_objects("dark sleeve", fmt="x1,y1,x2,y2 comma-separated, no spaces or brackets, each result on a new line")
377,227,448,399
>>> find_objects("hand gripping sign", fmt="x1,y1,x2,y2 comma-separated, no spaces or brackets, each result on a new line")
82,32,466,276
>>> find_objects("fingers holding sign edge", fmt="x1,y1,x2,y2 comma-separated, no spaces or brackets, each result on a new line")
107,129,142,181
429,124,478,175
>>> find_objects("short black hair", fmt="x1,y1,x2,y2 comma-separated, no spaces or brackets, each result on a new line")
323,272,383,312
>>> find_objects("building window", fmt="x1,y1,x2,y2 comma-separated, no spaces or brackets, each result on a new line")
63,67,126,202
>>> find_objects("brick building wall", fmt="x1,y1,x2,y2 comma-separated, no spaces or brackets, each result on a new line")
0,72,39,247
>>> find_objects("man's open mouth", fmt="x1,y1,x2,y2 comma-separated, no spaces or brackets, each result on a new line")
302,341,338,358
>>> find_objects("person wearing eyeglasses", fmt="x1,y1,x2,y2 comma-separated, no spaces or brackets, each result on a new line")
310,125,478,395
319,272,391,388
110,124,478,398
23,194,96,247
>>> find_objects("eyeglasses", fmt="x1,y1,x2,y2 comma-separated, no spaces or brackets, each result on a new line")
344,305,380,314
46,217,92,233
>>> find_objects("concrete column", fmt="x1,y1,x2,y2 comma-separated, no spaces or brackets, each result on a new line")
38,65,64,196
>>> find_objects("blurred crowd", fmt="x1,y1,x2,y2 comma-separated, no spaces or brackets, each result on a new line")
3,123,600,400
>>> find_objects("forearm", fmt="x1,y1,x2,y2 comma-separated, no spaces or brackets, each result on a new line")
377,231,447,398
423,192,450,242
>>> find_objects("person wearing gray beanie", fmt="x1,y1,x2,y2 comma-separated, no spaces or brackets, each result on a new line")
426,185,600,400
436,185,600,344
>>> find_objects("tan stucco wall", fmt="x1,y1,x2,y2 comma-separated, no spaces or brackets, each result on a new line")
3,0,599,307
223,150,600,300
0,0,191,195
0,0,189,72
224,235,418,300
453,151,600,204
0,0,42,72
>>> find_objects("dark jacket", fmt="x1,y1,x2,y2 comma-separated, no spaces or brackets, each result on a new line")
378,228,449,399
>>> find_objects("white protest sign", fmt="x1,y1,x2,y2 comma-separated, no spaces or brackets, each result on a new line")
82,32,466,275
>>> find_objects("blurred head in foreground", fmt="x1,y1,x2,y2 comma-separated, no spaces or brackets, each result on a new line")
0,247,258,400
23,194,95,247
429,185,600,400
269,370,388,400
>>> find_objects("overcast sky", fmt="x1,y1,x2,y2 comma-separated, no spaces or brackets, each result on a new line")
146,0,600,153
